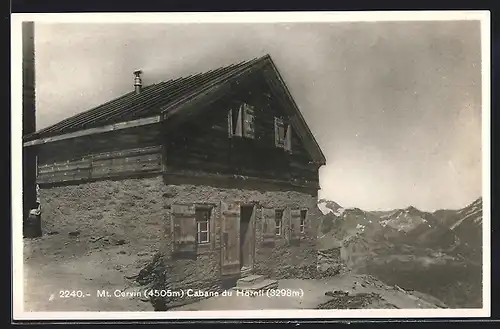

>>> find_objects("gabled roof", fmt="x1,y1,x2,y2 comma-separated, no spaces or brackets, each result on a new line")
25,57,262,141
25,54,326,165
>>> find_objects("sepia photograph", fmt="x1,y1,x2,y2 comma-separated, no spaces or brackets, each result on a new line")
11,11,490,320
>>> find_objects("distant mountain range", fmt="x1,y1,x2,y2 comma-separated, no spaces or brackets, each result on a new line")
317,197,483,308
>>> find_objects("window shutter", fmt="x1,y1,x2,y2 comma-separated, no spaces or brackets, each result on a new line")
242,103,255,139
235,106,243,137
171,204,197,254
284,124,292,152
261,207,276,245
227,109,233,138
289,208,302,242
274,117,285,148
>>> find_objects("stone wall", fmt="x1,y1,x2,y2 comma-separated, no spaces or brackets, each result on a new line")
39,176,169,253
40,175,320,308
160,181,320,281
253,205,319,279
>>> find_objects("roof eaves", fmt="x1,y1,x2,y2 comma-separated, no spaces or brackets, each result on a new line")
266,56,327,165
158,56,267,116
23,55,272,142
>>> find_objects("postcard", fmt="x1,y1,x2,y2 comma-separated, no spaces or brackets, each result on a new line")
11,10,490,321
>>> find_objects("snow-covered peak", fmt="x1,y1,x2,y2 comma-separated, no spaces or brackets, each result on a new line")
448,197,483,230
318,201,333,215
469,197,482,208
334,208,346,217
318,199,344,216
377,205,432,233
379,219,390,227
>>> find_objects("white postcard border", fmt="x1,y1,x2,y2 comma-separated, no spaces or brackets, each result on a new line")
11,10,491,320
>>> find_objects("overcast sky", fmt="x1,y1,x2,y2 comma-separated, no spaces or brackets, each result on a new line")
32,20,483,211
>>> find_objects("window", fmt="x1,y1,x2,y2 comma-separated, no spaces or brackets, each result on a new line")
228,103,255,139
300,209,307,233
275,209,283,236
242,103,255,138
35,184,40,207
275,117,292,152
196,208,211,244
228,107,241,137
275,117,285,147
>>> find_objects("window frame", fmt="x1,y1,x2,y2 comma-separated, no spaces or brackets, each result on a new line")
299,209,307,234
277,124,286,143
275,209,283,236
242,103,255,139
275,117,286,148
195,207,211,245
299,219,305,233
228,103,255,139
275,117,292,152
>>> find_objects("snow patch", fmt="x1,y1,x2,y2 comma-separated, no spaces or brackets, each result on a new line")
356,224,365,233
466,207,478,216
450,208,482,230
318,202,332,215
334,208,345,216
380,220,390,227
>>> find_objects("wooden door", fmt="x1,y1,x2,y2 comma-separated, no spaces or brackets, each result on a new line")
240,204,256,270
220,201,241,276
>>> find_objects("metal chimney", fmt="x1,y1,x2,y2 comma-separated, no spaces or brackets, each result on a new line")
134,69,143,94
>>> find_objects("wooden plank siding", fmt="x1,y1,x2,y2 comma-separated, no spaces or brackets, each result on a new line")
34,70,319,188
164,72,320,186
37,124,163,165
35,123,164,184
91,152,162,179
37,146,163,184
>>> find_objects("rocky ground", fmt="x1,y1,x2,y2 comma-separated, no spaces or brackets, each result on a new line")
23,191,461,313
23,229,446,312
23,231,154,312
172,274,445,311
